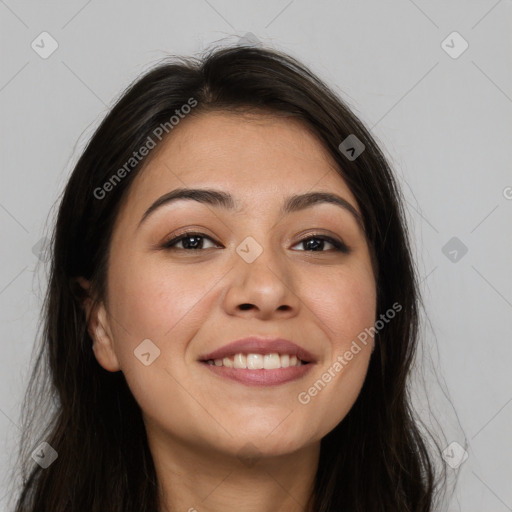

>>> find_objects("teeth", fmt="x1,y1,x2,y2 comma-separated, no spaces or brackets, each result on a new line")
233,353,247,369
263,353,280,369
206,353,305,369
247,354,263,369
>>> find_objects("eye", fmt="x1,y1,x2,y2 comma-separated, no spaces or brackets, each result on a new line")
161,232,349,253
292,235,349,253
162,232,220,250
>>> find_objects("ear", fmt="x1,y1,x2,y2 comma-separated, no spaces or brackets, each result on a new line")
75,277,121,372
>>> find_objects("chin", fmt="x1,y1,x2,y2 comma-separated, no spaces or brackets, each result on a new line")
225,426,313,458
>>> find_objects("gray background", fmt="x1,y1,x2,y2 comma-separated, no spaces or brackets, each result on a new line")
1,1,511,510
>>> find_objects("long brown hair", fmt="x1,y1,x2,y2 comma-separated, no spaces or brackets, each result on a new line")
12,44,446,511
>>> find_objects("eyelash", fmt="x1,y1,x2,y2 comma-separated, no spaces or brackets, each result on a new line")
162,231,350,253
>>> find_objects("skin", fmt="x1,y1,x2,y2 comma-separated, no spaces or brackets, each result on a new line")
80,111,377,512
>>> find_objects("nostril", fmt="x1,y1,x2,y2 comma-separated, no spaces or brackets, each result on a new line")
239,303,253,310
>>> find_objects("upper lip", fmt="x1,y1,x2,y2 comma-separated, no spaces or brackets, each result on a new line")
199,337,316,363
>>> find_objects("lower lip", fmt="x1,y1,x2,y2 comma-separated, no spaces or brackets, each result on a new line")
201,362,314,386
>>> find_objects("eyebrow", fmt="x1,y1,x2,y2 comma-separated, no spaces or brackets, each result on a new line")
137,187,364,232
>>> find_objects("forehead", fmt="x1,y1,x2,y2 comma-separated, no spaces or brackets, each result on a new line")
119,111,360,223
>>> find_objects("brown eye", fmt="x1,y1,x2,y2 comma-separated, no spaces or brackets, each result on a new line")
163,232,220,250
292,235,349,253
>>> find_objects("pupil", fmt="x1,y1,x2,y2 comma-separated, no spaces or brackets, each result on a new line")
305,238,323,251
183,236,202,249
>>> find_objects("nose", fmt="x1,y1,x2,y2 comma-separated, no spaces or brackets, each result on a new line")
222,245,300,321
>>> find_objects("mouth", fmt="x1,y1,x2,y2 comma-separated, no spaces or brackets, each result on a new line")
202,352,309,368
198,337,316,386
200,358,314,386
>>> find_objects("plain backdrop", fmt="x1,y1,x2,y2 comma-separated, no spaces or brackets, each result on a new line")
1,1,511,510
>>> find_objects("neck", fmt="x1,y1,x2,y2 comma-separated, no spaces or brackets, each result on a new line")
146,425,319,512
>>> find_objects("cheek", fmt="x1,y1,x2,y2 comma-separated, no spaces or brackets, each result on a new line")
293,264,376,437
305,264,377,348
106,256,222,405
105,260,212,436
108,256,215,340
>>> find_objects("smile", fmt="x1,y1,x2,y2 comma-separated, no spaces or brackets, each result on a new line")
198,336,316,386
205,353,306,369
200,354,313,386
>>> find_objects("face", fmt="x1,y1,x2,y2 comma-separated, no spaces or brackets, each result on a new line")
85,111,377,460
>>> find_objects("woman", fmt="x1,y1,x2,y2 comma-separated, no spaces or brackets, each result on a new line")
13,44,446,511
